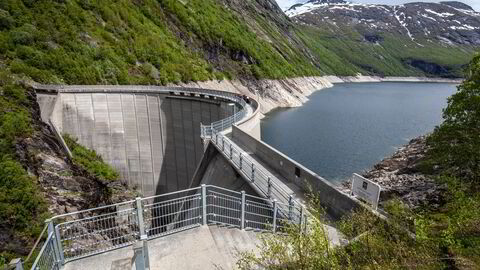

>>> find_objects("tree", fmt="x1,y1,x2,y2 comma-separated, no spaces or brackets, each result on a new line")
426,54,480,184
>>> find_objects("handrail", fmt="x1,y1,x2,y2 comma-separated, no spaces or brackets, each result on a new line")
29,184,306,269
24,224,49,265
209,128,295,205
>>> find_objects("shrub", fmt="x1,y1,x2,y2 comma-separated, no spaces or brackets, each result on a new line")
63,134,119,182
0,157,47,232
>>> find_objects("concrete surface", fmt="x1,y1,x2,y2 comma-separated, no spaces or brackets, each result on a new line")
63,225,261,270
37,92,242,196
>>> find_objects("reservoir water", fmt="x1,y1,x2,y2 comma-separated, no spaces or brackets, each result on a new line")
261,82,457,184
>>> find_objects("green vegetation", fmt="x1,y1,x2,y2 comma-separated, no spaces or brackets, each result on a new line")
425,54,480,182
0,72,47,266
237,55,480,269
0,0,472,87
297,25,475,78
63,134,119,182
0,0,322,86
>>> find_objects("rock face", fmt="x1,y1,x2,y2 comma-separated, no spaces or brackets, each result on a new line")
357,136,446,209
286,1,480,46
1,87,137,257
23,88,138,213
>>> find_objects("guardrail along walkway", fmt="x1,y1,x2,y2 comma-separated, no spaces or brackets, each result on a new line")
30,185,306,270
208,128,305,207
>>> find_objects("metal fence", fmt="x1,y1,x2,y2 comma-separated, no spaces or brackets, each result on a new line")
200,97,248,138
30,185,305,270
209,128,294,206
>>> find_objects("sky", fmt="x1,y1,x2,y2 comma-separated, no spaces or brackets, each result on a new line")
276,0,480,11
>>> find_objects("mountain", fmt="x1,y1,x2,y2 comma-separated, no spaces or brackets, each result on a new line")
0,0,476,90
286,0,480,77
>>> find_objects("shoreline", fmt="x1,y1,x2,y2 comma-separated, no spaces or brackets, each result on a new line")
171,75,461,114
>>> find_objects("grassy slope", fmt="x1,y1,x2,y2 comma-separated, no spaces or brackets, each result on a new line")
0,0,475,86
0,0,324,86
298,24,477,78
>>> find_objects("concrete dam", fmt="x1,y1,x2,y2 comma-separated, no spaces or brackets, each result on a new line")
36,85,260,196
32,85,365,270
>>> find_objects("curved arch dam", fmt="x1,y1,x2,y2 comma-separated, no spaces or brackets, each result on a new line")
36,86,261,197
36,85,361,221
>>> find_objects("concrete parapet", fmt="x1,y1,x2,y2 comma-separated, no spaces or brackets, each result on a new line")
231,126,362,219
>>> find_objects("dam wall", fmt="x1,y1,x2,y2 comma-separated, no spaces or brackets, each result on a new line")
37,87,254,196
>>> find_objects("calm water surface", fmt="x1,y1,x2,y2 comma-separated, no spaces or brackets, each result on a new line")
261,82,457,184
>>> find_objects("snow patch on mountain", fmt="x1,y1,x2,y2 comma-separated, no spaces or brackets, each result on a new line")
425,9,454,17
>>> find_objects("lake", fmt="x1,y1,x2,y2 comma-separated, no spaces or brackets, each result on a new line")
261,82,458,184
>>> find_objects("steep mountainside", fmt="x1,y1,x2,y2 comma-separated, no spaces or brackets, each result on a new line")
0,0,476,90
287,0,479,77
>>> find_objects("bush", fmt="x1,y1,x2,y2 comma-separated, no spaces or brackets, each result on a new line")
63,134,119,182
0,157,47,232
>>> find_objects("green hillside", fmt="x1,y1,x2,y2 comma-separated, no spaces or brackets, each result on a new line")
0,0,476,87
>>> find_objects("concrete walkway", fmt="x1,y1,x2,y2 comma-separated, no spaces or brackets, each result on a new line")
64,225,261,270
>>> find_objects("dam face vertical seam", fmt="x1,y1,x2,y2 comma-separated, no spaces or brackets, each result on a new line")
145,94,155,196
105,94,114,178
90,93,97,150
74,94,82,143
133,94,143,193
169,99,178,192
180,100,189,188
190,100,197,180
157,95,166,192
120,94,131,186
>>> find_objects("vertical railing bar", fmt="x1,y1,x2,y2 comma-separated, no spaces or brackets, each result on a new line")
202,185,207,225
241,191,246,230
272,200,278,233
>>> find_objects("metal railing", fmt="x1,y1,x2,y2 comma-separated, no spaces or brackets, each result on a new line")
209,128,295,206
30,185,305,270
200,98,248,138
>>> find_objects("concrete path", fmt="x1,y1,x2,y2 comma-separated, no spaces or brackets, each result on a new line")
64,225,261,270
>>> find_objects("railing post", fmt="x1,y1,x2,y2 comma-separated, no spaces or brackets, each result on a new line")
251,164,255,183
46,219,63,267
299,206,304,230
222,136,225,151
272,200,277,233
136,197,147,241
133,239,150,270
8,258,23,270
241,191,246,230
288,195,294,221
303,214,308,233
239,153,243,169
202,185,207,226
267,177,272,198
229,144,233,160
54,225,65,265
